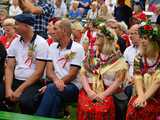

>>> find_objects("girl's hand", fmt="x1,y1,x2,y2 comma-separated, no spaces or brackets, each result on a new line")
95,92,106,102
133,96,147,108
87,90,97,100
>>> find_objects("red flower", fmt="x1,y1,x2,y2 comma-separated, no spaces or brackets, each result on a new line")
138,13,147,21
143,25,153,31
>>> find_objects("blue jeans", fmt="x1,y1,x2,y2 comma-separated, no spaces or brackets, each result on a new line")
0,79,42,113
35,83,79,118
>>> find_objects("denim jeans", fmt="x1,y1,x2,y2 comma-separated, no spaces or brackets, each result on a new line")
0,79,42,114
35,83,79,118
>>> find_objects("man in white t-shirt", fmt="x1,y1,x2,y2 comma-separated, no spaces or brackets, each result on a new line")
123,24,141,99
36,19,85,118
5,13,49,114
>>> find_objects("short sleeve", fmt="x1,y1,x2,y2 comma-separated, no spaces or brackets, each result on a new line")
7,40,16,58
70,45,85,68
47,45,54,61
35,40,49,61
47,43,58,61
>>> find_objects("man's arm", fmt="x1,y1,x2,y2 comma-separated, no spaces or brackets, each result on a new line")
5,58,16,98
46,61,60,83
14,60,46,94
46,62,80,91
18,0,43,14
47,63,79,82
62,66,80,84
5,58,16,90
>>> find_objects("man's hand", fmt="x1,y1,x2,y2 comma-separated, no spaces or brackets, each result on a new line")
54,80,65,92
18,0,35,12
18,0,27,11
19,0,43,14
5,88,14,101
38,86,47,94
11,88,23,102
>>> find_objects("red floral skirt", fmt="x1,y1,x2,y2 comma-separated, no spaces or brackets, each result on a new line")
126,89,160,120
77,90,115,120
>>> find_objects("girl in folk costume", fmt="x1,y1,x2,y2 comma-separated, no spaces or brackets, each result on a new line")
126,21,160,120
77,24,128,120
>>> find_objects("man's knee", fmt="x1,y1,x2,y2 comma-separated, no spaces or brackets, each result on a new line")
19,94,35,113
46,84,59,93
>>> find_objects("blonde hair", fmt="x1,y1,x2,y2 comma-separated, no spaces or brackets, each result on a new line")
72,0,79,8
0,9,8,16
91,1,98,6
147,40,160,56
97,32,116,55
97,5,114,21
102,37,116,55
118,21,128,33
72,0,79,5
71,21,83,31
100,4,108,13
2,18,15,26
140,37,160,57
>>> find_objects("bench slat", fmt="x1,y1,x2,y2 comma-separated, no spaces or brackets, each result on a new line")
0,111,60,120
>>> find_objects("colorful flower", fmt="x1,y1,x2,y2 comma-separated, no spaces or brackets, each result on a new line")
25,43,36,67
143,25,153,31
58,51,76,68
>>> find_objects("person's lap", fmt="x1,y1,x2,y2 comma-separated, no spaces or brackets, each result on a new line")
36,83,79,118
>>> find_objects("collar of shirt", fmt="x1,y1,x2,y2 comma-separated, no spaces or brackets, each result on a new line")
57,40,73,50
20,33,37,45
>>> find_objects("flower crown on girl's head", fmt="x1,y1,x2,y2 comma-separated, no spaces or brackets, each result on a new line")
139,20,160,48
98,23,117,41
139,20,160,39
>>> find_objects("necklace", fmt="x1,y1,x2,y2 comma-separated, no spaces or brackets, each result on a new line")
143,53,160,74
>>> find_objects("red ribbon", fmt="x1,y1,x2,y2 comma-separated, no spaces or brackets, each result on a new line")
25,57,32,67
58,57,68,68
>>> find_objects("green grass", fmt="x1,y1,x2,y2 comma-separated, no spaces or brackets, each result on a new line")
0,111,60,120
70,104,77,120
0,103,77,120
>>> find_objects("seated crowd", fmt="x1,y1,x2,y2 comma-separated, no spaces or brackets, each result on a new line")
0,0,160,120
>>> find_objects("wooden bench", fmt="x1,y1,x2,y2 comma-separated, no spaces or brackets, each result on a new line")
0,111,60,120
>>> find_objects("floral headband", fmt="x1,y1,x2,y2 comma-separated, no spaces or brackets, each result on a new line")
139,21,160,47
98,23,116,41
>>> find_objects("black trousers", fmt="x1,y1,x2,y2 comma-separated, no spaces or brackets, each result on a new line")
0,79,43,115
